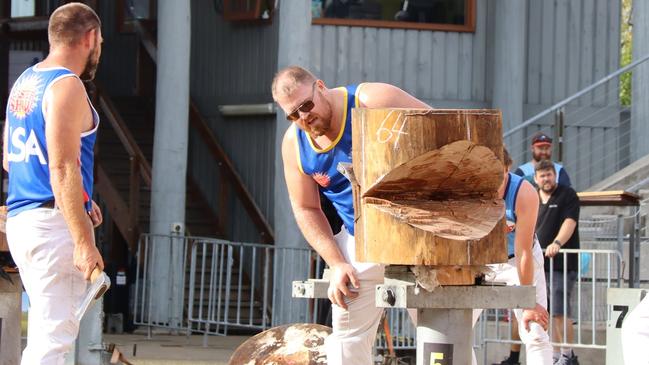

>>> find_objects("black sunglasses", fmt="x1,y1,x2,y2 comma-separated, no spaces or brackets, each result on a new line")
286,82,317,121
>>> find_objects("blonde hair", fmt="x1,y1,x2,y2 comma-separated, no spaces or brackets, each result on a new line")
48,2,101,47
271,66,316,101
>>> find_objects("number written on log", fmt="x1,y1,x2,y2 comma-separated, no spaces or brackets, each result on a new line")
376,111,408,148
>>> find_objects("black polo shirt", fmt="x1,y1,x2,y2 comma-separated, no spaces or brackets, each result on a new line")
536,184,580,272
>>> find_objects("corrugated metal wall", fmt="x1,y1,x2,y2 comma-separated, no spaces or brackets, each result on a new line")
310,0,491,107
310,0,620,108
309,0,621,190
188,0,278,243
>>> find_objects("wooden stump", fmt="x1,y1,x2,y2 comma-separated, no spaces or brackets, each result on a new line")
351,109,507,284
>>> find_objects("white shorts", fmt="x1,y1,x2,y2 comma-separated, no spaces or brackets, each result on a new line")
6,208,87,365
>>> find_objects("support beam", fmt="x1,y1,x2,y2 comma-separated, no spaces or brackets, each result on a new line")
272,1,311,326
492,0,527,161
149,0,191,326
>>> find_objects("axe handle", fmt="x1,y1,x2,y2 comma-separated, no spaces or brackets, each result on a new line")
90,266,102,282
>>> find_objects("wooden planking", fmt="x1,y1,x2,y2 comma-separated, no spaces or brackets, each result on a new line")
471,0,487,101
580,1,595,104
403,30,419,95
553,0,569,102
336,26,350,86
566,0,583,103
458,33,473,100
526,0,543,104
608,1,621,105
310,26,323,76
444,32,460,100
594,0,609,107
376,28,392,84
322,25,337,85
540,0,555,105
417,31,433,99
389,29,406,87
431,32,446,101
362,27,377,81
349,27,363,84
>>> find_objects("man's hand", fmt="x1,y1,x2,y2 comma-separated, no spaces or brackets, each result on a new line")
545,242,561,258
522,303,549,331
73,242,104,280
327,262,360,310
88,200,103,227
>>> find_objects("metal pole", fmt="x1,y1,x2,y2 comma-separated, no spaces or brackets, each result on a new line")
617,214,625,257
417,309,473,365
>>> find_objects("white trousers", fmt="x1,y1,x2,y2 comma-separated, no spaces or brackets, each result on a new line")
6,208,86,365
622,295,649,364
472,243,553,365
325,227,384,365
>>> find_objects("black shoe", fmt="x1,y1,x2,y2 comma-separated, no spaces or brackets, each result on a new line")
492,357,520,365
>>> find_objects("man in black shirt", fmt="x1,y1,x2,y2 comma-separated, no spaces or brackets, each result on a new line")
534,160,580,365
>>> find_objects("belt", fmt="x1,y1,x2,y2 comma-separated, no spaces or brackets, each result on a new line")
39,200,56,209
508,254,515,259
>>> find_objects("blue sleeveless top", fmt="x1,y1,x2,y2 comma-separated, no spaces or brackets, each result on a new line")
6,65,99,217
295,85,359,235
504,172,525,257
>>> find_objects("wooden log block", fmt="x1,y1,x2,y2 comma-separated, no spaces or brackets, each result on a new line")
352,109,507,269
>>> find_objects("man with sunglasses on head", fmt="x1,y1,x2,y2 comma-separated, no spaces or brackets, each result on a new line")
514,132,572,188
272,66,430,365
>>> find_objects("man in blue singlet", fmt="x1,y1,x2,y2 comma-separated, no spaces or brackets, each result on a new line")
473,148,553,365
272,66,430,365
514,132,571,188
2,3,104,364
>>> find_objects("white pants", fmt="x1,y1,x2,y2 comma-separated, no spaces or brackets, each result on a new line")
6,208,86,365
472,243,553,365
325,228,384,365
622,295,649,364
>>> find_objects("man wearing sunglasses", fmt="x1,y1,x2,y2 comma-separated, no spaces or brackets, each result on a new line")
272,66,430,365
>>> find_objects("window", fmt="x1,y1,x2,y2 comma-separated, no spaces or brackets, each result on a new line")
311,0,475,32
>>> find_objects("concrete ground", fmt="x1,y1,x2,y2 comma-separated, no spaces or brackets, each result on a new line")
103,334,249,365
101,331,607,365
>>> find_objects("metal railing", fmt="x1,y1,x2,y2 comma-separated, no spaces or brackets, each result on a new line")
133,234,323,338
474,249,623,364
504,53,649,191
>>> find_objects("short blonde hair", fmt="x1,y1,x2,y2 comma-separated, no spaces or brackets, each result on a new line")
48,3,101,47
271,66,316,101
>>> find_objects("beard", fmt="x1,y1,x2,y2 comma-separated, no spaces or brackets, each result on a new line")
80,46,99,81
305,117,330,137
540,181,556,193
532,150,551,162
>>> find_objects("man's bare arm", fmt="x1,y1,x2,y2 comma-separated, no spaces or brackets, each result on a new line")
45,77,103,278
281,126,347,268
545,218,577,258
357,83,432,109
514,181,538,286
281,126,359,308
3,120,8,172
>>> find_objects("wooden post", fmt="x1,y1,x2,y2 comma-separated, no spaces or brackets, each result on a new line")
0,273,22,365
352,109,507,284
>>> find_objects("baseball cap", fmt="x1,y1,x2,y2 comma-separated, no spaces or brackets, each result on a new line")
531,132,552,146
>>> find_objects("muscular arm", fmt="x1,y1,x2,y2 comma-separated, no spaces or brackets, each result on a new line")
281,126,347,267
514,181,539,287
3,120,8,172
45,77,103,277
553,218,577,246
357,83,432,109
